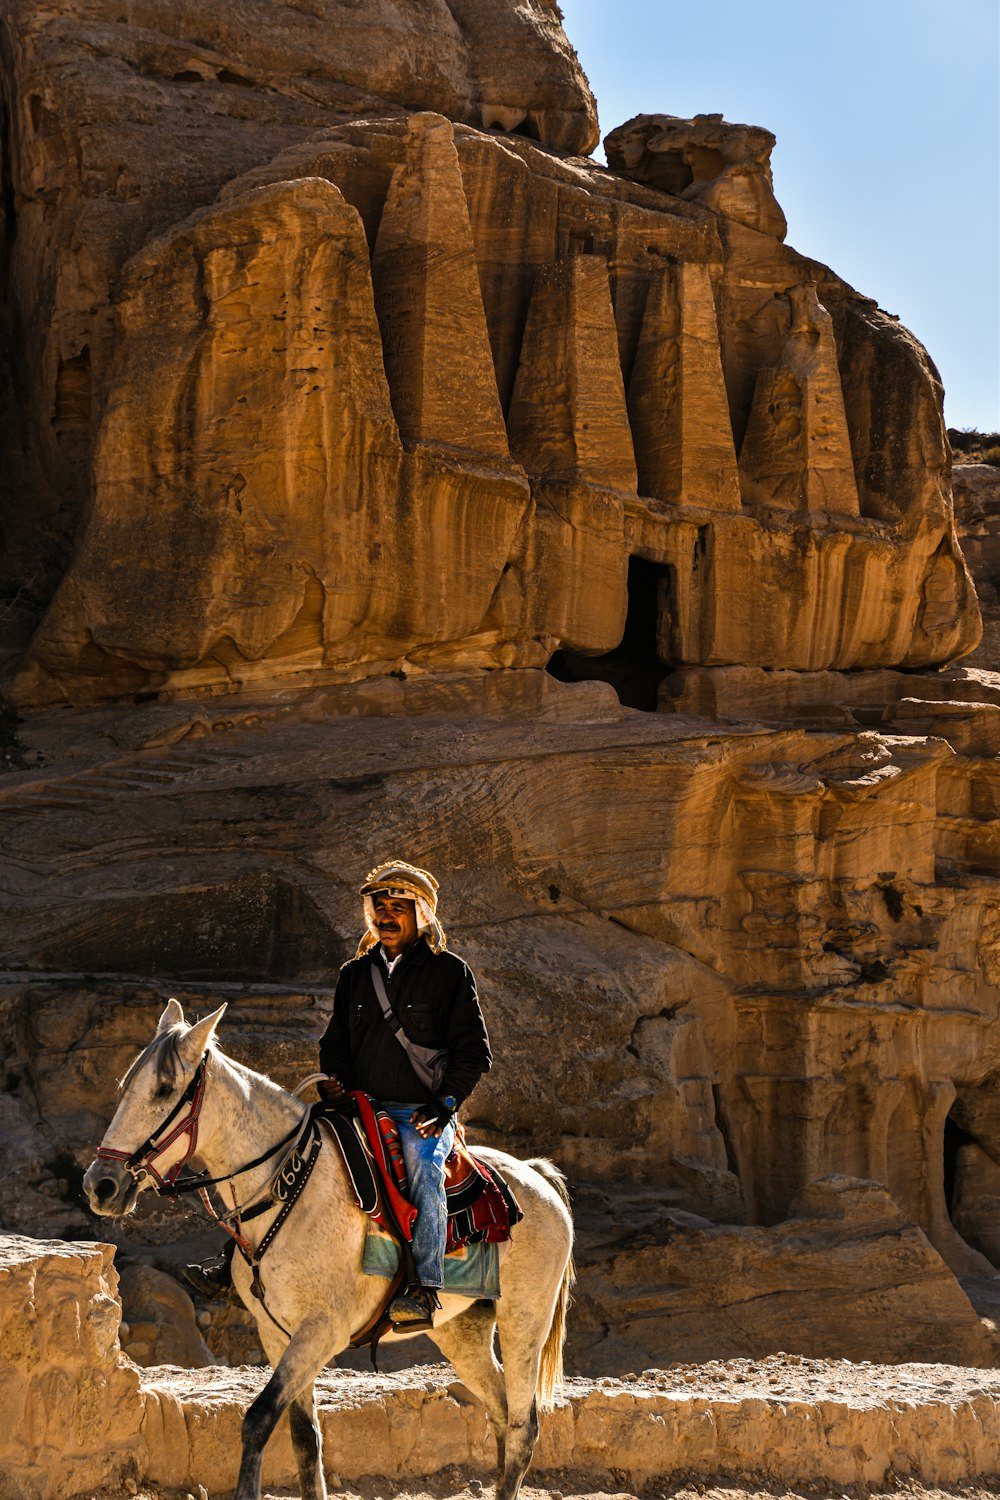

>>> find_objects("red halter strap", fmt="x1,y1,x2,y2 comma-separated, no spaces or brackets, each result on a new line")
95,1055,208,1192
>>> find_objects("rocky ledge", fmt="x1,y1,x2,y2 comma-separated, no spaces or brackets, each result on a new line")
5,1231,1000,1500
115,1357,1000,1494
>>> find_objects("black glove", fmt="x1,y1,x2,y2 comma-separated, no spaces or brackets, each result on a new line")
409,1099,456,1137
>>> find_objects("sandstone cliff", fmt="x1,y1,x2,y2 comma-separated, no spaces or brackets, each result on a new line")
0,0,997,1389
0,0,978,703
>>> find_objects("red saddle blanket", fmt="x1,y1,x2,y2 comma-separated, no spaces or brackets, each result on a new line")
352,1091,521,1252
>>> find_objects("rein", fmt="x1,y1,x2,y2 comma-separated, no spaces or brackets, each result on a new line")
96,1055,209,1191
95,1050,303,1196
96,1046,317,1340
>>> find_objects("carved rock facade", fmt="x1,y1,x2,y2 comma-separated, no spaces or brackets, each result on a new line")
0,0,979,703
1,0,998,1385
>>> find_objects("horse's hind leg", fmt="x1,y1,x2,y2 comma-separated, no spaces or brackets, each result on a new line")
493,1247,568,1500
494,1310,544,1500
430,1301,508,1487
289,1383,326,1500
496,1384,538,1500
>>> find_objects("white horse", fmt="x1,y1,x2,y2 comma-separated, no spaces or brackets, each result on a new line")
83,1000,574,1500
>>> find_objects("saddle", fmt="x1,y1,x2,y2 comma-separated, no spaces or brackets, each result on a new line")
313,1092,521,1368
317,1091,522,1252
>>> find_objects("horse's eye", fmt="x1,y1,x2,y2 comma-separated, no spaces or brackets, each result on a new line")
155,1082,174,1098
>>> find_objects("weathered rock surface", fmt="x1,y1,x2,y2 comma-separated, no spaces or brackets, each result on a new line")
4,676,1000,1340
604,113,788,240
0,0,979,702
0,1235,143,1500
954,463,1000,669
661,660,1000,726
571,1176,999,1373
117,1261,214,1369
141,1357,1000,1492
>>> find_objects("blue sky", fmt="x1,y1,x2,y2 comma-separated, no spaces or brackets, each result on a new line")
560,0,999,433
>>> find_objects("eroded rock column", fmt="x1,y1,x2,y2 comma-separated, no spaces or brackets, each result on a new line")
507,254,636,653
627,261,741,512
738,283,860,517
0,1235,143,1499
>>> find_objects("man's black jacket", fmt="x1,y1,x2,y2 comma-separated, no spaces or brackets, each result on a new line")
319,938,492,1108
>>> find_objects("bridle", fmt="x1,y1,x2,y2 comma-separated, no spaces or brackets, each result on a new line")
94,1050,303,1197
93,1043,320,1340
95,1054,210,1192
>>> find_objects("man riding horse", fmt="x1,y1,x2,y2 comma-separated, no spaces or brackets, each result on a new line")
187,859,492,1316
87,891,570,1500
317,859,492,1326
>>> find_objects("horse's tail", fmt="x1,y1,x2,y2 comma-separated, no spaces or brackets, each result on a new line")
525,1157,575,1411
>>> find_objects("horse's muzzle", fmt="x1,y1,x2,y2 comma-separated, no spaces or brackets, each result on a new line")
83,1158,140,1217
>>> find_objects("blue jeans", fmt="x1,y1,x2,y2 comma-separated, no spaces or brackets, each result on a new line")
382,1105,456,1289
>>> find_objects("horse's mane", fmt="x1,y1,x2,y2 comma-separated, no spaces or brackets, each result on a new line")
118,1024,217,1093
117,1023,294,1112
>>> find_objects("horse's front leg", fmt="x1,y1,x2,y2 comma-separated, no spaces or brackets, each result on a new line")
235,1315,334,1500
289,1385,325,1500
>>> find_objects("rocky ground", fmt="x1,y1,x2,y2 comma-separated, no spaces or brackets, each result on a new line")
275,1485,1000,1500
132,1357,1000,1495
81,1473,1000,1500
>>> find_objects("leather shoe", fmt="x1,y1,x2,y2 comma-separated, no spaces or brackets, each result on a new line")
181,1254,232,1299
389,1284,440,1328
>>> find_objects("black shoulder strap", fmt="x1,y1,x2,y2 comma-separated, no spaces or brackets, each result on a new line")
370,959,421,1066
369,959,443,1097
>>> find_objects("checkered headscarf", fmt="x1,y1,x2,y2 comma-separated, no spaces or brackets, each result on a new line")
354,860,446,957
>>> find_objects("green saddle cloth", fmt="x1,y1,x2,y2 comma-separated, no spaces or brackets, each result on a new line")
363,1219,500,1299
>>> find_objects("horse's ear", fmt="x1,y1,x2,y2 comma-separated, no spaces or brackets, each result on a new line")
177,1002,227,1067
156,997,185,1033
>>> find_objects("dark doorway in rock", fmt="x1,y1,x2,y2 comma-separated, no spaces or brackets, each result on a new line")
546,555,672,711
943,1108,977,1218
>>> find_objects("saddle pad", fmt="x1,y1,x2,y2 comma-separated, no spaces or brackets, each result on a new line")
318,1093,522,1251
372,1105,491,1208
317,1111,380,1215
363,1220,501,1300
